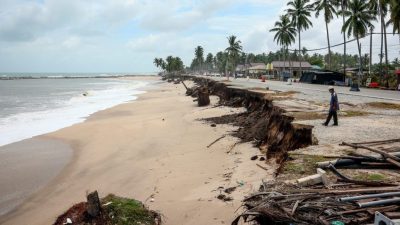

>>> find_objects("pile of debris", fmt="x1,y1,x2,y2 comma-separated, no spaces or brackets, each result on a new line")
234,139,400,225
53,191,161,225
233,182,400,225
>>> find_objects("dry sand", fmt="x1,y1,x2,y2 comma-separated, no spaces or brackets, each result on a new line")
0,79,271,225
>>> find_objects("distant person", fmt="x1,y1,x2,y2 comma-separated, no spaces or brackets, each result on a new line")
398,83,400,91
323,86,339,126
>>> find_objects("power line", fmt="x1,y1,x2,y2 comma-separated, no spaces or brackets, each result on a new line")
287,32,399,52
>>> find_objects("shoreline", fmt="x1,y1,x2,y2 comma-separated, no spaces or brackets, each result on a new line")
0,76,158,221
0,78,267,225
0,76,160,147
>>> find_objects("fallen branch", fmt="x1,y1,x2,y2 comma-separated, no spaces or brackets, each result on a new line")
327,164,395,187
342,142,400,169
207,135,226,148
226,141,240,153
256,163,269,171
351,138,400,146
181,80,188,90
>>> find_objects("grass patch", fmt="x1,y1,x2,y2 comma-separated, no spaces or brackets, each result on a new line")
284,154,327,176
103,194,160,225
366,102,400,110
342,110,370,117
291,112,326,121
353,172,386,181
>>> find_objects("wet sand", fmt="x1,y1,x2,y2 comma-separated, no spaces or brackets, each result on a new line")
0,80,268,225
0,138,72,217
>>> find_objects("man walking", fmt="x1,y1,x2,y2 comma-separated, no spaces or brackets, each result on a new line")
323,86,339,126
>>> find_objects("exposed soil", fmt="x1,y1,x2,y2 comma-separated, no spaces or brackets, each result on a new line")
192,77,314,163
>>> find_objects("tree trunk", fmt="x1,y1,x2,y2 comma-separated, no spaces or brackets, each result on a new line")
379,8,384,79
87,191,101,217
325,20,332,70
383,18,388,66
342,0,347,82
369,27,373,75
283,48,286,77
197,87,210,107
357,37,362,87
382,14,389,88
288,46,293,78
298,26,303,78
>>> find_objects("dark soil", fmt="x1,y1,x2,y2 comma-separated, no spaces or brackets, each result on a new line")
195,77,313,163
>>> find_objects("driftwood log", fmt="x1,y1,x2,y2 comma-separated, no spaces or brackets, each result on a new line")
87,191,101,217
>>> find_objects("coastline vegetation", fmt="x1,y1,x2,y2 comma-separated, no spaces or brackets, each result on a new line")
154,0,400,88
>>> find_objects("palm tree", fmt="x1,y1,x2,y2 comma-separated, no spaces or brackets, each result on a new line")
313,0,337,70
153,58,165,73
153,58,160,68
338,0,349,79
225,35,243,77
270,15,297,78
368,0,389,76
194,46,204,73
342,0,376,91
287,0,313,77
387,0,400,39
365,1,379,75
205,53,214,72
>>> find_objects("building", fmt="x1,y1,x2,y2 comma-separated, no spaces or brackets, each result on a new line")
300,70,346,85
236,63,267,77
271,61,312,80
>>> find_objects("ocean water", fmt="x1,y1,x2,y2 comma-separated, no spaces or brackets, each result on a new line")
0,74,153,147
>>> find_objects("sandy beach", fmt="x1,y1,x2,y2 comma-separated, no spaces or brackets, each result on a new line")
0,78,268,225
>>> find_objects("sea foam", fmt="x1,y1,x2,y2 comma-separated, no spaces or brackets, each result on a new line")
0,80,149,147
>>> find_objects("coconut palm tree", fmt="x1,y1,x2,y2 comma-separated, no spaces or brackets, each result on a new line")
387,0,400,38
153,58,160,68
364,1,379,75
153,58,165,73
270,15,297,78
225,35,243,76
205,53,214,72
342,0,376,90
338,0,349,78
286,0,313,77
368,0,389,73
194,46,204,73
313,0,338,70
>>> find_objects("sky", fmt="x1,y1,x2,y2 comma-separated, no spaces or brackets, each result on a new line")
0,0,399,73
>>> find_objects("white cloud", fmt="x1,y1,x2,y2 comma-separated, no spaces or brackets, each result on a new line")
0,0,398,72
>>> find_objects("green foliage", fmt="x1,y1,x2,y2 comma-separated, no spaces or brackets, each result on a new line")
165,56,184,73
270,15,297,48
225,35,243,74
342,0,376,39
388,0,400,34
103,194,158,225
191,46,205,71
287,0,314,32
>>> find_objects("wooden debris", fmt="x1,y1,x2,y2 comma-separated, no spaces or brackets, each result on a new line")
197,86,210,106
256,163,269,171
207,135,226,148
86,191,101,217
342,142,400,169
233,138,400,225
